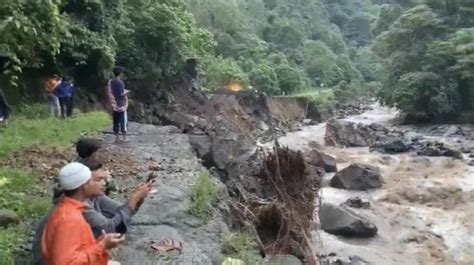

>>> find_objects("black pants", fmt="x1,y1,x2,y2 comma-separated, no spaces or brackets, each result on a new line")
0,93,10,120
59,97,73,118
113,111,126,134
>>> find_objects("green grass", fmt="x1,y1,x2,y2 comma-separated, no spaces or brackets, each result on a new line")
287,89,335,107
0,168,50,264
0,111,110,157
222,232,263,264
188,171,218,221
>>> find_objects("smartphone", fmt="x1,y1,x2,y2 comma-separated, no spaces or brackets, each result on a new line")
147,172,157,183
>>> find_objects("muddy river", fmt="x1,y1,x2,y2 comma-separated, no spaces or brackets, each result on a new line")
278,104,474,265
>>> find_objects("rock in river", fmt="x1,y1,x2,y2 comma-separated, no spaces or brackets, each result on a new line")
331,164,383,191
320,203,378,238
307,149,337,173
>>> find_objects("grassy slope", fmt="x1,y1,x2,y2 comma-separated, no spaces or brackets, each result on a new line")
286,89,335,107
0,112,110,264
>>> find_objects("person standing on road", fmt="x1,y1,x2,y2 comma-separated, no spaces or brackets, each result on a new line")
107,67,129,143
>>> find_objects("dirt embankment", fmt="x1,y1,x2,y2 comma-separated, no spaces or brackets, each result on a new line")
128,78,332,141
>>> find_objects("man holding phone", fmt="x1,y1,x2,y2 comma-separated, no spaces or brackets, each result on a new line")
41,163,125,265
32,160,155,265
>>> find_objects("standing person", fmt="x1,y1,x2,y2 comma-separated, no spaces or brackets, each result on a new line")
0,85,11,125
107,67,129,143
55,76,74,118
41,162,125,265
45,74,61,117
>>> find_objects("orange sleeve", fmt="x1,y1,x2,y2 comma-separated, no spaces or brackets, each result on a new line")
46,218,108,265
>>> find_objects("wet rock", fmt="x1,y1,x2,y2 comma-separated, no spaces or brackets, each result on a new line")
469,160,474,167
443,125,464,137
362,106,373,111
325,119,377,147
306,149,337,173
188,135,211,158
341,197,371,209
208,137,256,171
331,164,383,191
264,254,302,265
469,153,474,159
0,209,19,227
416,142,462,159
320,203,378,238
370,136,412,154
302,119,312,126
404,131,423,141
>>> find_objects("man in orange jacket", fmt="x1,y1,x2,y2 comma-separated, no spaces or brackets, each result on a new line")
41,162,125,265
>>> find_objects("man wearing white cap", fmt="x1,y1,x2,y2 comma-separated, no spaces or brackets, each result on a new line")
41,163,125,265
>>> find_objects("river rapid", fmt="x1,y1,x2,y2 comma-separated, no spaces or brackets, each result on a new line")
278,103,474,265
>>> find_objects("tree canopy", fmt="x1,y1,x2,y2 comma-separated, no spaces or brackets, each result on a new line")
373,0,474,120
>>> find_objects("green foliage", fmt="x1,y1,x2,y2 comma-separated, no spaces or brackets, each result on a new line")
372,4,403,36
186,0,381,95
275,64,308,94
1,0,384,102
248,62,279,95
0,0,64,86
222,232,262,264
202,57,249,91
0,168,50,264
374,1,474,119
188,171,218,221
289,89,335,107
0,111,110,157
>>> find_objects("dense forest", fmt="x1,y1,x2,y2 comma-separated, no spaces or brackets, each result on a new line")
0,0,472,121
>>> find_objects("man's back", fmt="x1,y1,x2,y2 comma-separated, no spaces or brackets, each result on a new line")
41,197,108,265
110,78,126,108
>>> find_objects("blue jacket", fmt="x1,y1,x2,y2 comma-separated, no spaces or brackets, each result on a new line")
55,81,74,98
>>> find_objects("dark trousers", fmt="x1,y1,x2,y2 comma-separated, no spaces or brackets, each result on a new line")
0,94,10,120
113,111,126,134
59,97,73,118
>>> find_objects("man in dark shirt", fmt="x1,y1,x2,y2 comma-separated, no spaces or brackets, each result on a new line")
107,67,129,143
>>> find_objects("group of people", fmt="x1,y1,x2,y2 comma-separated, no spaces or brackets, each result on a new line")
32,138,154,265
45,74,75,118
46,67,130,143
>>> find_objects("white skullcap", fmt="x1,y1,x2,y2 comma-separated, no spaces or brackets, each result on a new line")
59,162,92,191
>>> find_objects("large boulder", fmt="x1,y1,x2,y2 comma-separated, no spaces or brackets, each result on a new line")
208,137,257,171
306,149,337,173
0,209,19,227
416,142,462,159
320,203,378,238
331,164,382,191
325,119,377,147
188,135,211,158
443,125,464,137
370,136,413,154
